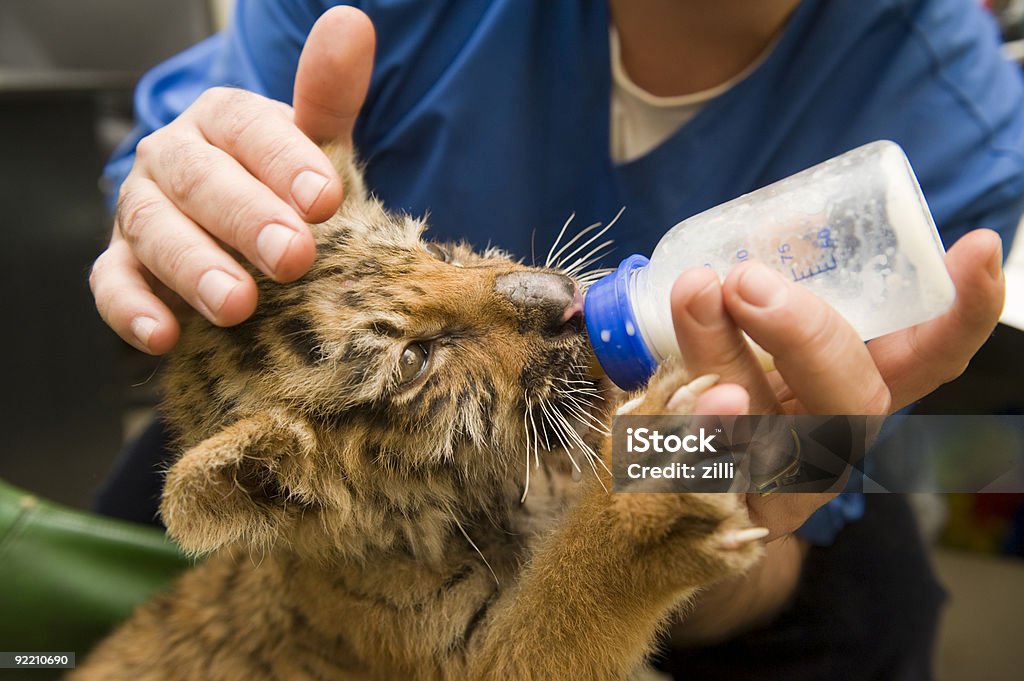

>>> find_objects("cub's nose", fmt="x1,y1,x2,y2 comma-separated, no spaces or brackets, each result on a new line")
495,272,584,337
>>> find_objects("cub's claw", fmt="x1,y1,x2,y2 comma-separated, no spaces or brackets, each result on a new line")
666,374,719,413
716,526,770,550
616,396,644,416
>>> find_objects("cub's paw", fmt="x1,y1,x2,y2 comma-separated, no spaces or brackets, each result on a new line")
612,491,765,585
606,361,765,583
616,361,717,418
694,494,767,578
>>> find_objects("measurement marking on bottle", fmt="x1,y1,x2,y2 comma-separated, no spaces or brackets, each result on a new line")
817,227,835,249
791,252,838,282
779,242,793,265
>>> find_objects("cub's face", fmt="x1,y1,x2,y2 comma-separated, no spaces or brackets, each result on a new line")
160,148,610,556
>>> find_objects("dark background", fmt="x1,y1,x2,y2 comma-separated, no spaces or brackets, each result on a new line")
0,0,213,509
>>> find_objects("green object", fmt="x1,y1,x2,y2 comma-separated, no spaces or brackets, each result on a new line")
0,477,190,661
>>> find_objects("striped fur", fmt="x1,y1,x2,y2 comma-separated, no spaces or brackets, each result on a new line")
72,145,764,681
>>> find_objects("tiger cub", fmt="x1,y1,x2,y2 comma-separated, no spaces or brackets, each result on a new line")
71,143,765,681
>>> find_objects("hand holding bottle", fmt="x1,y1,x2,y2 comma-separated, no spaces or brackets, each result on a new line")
669,228,1005,539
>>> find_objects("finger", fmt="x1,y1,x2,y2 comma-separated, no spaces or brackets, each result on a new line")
670,268,780,413
117,177,258,327
293,6,376,146
141,133,316,282
868,229,1005,410
722,262,891,415
691,384,750,473
746,492,838,542
90,236,181,354
186,89,343,224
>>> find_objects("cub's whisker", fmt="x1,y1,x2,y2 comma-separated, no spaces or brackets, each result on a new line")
450,511,499,587
553,207,624,272
557,398,611,437
548,220,605,270
539,399,582,473
561,244,616,278
561,250,610,280
545,212,577,268
521,406,532,503
548,407,608,489
526,397,543,471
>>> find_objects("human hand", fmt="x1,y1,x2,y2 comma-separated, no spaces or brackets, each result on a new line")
668,228,1005,540
90,7,375,354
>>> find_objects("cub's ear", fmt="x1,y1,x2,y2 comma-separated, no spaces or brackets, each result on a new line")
315,141,419,243
322,141,369,208
160,411,315,555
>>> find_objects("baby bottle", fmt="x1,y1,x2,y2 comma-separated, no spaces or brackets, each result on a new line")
584,140,956,391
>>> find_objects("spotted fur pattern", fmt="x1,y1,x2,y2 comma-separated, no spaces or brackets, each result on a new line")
72,144,763,681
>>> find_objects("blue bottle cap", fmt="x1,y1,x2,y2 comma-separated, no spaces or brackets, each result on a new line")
583,254,658,391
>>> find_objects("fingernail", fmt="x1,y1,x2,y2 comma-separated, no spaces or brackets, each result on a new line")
197,269,240,316
737,263,788,308
291,170,329,214
988,239,1004,281
256,223,298,273
130,316,157,348
685,278,724,326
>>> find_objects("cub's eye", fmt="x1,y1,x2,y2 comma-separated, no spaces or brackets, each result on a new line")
424,243,450,263
398,343,429,384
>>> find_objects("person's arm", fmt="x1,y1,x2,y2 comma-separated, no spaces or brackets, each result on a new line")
91,5,370,354
669,536,808,646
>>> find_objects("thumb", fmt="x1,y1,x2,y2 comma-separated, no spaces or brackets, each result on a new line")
293,6,376,145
